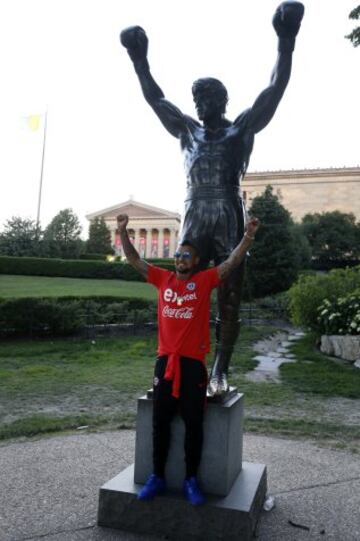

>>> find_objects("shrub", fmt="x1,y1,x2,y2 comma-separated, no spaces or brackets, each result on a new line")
317,290,360,335
0,298,83,336
0,296,157,337
0,255,175,280
79,253,108,261
288,265,360,329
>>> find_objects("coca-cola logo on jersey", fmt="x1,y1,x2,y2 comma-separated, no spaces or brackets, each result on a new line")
162,306,194,319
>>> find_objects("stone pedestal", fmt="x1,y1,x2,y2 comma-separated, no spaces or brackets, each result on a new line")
98,392,267,540
134,393,244,496
98,462,266,541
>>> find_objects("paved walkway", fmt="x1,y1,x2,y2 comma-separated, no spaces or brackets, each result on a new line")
1,430,360,541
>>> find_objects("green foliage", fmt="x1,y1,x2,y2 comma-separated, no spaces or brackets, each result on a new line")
317,290,360,335
247,186,308,297
291,223,312,270
0,298,83,336
0,255,174,281
0,295,156,337
301,211,360,267
86,217,113,255
288,265,360,329
0,255,145,280
254,291,290,319
79,253,109,261
0,216,41,256
43,208,83,259
346,5,360,47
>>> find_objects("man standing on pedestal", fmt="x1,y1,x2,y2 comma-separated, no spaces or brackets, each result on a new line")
117,213,259,505
120,1,304,396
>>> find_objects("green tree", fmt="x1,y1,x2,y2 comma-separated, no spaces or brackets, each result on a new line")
346,6,360,47
0,217,41,256
246,186,307,297
43,209,83,259
301,211,360,267
86,217,112,255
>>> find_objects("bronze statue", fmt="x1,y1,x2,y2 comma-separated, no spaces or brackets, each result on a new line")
120,1,304,395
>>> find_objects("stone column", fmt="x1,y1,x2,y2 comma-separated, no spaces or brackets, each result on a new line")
158,229,164,258
134,228,140,252
145,229,152,258
169,228,177,257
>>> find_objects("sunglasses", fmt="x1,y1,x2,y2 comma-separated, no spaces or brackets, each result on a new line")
174,251,192,260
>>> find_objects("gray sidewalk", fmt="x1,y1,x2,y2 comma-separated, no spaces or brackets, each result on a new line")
1,430,360,541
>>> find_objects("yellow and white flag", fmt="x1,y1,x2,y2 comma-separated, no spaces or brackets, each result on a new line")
21,113,45,133
27,114,42,131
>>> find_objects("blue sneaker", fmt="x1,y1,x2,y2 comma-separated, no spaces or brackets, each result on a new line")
137,474,166,500
183,477,205,505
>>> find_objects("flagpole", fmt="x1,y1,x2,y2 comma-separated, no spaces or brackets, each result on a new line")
36,110,47,231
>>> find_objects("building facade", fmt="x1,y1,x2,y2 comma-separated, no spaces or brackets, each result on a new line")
86,199,181,258
243,167,360,221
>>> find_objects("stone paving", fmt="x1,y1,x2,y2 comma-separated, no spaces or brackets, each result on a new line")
245,329,305,383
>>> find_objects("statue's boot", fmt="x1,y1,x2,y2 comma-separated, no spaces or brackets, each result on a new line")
208,319,241,396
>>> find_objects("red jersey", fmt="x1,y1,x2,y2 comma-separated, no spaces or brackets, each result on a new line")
148,265,221,397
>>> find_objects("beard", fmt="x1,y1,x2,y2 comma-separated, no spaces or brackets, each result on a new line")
177,267,190,274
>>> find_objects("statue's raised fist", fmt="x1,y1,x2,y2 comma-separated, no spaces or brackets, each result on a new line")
273,2,304,39
120,26,148,62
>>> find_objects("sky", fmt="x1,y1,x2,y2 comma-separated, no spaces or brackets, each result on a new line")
0,0,359,237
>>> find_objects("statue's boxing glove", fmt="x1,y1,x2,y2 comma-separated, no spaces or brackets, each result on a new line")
120,26,148,63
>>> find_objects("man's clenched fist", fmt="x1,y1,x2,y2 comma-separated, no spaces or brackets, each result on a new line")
116,214,129,232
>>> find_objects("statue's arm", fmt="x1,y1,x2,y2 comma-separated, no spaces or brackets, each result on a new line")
120,26,189,139
237,2,304,134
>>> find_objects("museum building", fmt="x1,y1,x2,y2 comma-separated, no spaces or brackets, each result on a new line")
86,199,181,258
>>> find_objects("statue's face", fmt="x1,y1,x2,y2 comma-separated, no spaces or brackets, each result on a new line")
194,92,223,122
174,244,199,280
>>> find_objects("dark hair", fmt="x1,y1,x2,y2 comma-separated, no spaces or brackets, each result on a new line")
179,239,199,254
192,77,228,108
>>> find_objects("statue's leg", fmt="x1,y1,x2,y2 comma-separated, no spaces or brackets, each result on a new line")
208,261,246,395
208,196,246,396
179,199,212,268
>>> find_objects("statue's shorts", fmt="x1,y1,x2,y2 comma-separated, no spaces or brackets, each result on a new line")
180,186,246,267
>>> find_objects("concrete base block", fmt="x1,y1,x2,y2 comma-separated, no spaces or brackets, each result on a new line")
134,393,244,496
98,462,267,541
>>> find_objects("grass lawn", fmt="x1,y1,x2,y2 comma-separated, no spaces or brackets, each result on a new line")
0,326,269,440
0,274,157,300
1,326,360,451
280,333,360,398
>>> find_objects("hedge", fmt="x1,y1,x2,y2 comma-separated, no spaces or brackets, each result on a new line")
0,296,157,337
0,256,174,280
310,258,360,271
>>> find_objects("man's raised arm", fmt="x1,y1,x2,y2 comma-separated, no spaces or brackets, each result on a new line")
120,26,188,138
217,218,260,281
116,214,149,280
238,1,304,134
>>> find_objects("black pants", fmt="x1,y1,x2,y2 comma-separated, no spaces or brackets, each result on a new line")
152,355,207,479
